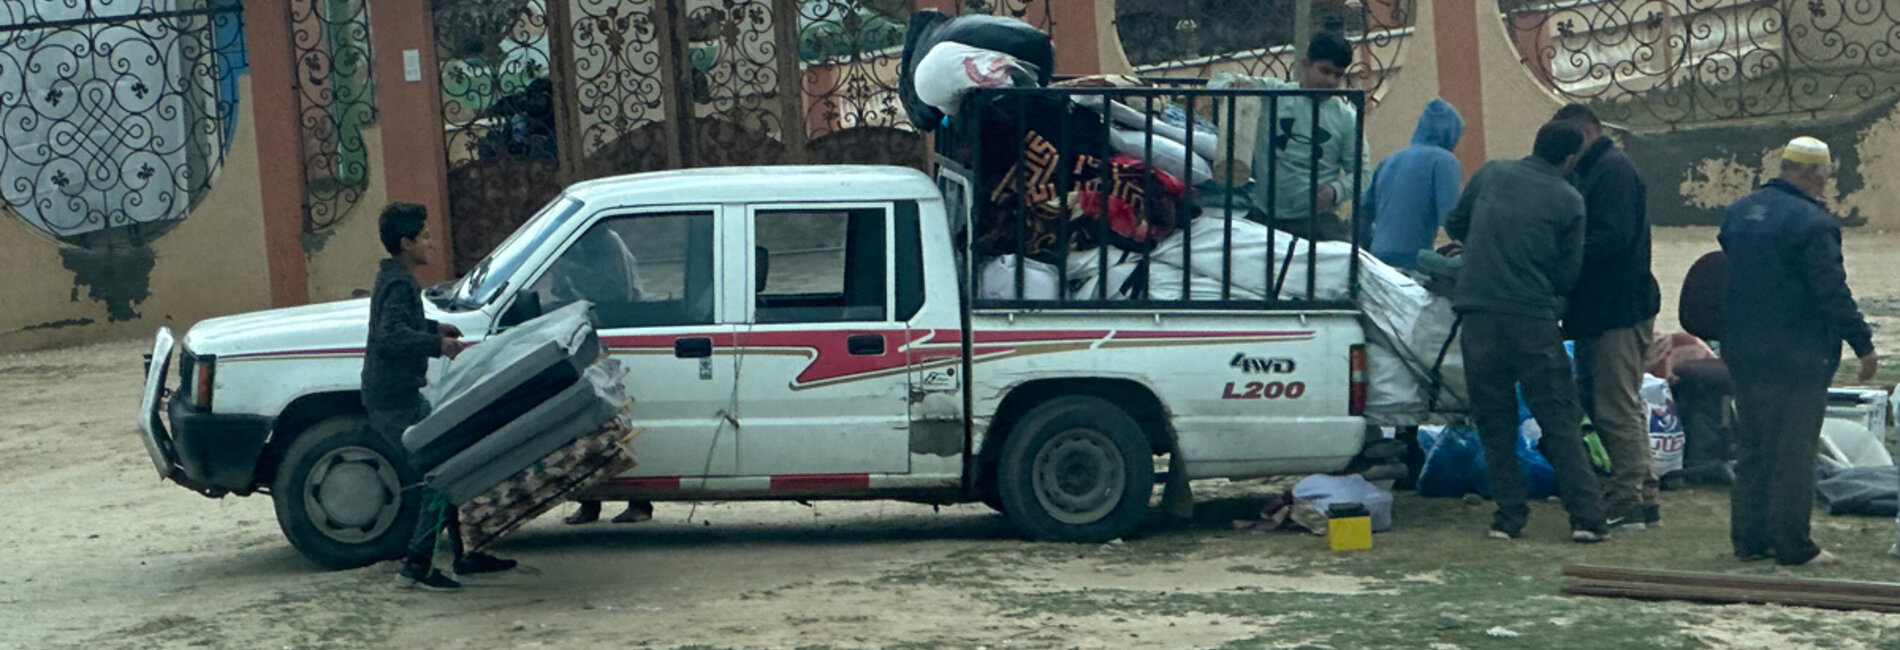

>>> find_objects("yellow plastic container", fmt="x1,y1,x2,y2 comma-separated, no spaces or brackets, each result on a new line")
1326,503,1373,552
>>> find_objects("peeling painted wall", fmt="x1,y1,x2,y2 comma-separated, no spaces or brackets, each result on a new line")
305,125,393,302
0,77,272,352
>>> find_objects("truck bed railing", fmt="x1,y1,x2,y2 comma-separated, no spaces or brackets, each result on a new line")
932,79,1366,312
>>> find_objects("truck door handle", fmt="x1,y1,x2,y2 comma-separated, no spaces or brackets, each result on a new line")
847,334,885,356
674,337,712,359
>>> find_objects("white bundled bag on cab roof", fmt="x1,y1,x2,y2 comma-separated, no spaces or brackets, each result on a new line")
912,42,1039,116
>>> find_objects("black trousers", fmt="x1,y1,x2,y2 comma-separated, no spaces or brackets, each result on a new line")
1731,382,1826,565
1461,312,1605,535
369,398,464,574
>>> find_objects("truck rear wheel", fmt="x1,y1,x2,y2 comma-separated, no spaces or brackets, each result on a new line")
271,415,421,570
997,396,1153,542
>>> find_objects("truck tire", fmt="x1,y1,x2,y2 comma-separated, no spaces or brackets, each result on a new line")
996,396,1153,542
271,415,422,570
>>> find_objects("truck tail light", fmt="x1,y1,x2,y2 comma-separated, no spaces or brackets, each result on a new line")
193,356,216,411
1349,344,1367,417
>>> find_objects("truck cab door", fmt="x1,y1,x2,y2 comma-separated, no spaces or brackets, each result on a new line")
732,203,912,476
505,206,738,478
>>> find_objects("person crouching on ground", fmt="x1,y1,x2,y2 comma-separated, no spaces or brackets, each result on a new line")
1719,137,1879,566
366,202,517,592
1446,121,1609,543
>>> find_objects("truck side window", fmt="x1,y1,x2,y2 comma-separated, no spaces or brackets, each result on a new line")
754,208,887,324
529,212,716,328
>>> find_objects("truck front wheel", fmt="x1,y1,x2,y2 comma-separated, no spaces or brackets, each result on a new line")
996,396,1153,542
271,415,421,570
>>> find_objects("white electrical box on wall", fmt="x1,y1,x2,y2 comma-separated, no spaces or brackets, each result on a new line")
403,49,421,82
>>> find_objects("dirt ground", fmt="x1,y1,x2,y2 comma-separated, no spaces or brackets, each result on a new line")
6,227,1900,650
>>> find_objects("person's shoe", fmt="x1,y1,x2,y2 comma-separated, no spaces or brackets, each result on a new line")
565,501,602,525
1796,550,1841,566
1487,526,1519,540
453,552,517,575
1606,515,1647,532
1737,548,1774,562
395,569,462,592
1572,529,1609,544
1889,543,1900,558
611,502,654,524
1642,505,1661,528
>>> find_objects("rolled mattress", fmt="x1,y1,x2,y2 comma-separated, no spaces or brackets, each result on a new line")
404,302,603,471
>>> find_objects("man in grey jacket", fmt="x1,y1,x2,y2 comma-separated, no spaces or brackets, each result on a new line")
1447,121,1609,543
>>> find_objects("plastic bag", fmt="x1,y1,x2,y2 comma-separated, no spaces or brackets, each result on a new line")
1291,474,1395,532
899,10,1053,130
913,42,1037,116
1417,425,1488,498
1641,374,1686,475
977,254,1061,300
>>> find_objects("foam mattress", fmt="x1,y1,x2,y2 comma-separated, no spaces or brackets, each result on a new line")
404,302,602,471
426,360,629,504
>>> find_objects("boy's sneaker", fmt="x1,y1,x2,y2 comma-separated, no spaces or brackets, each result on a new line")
1572,529,1609,544
395,570,462,592
1606,513,1648,532
1487,526,1519,540
1642,505,1662,528
454,552,517,575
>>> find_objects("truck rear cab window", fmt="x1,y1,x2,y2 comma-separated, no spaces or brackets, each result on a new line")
529,211,716,329
754,207,887,324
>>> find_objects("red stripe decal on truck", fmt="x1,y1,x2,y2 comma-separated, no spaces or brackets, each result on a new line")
769,473,872,491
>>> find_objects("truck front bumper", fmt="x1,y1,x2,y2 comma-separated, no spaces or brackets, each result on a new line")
167,399,273,494
140,328,272,496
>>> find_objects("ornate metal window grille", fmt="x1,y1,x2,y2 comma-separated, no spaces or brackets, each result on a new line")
797,0,922,166
0,0,247,249
289,0,375,235
563,0,667,167
1503,0,1900,127
1119,0,1415,110
964,0,1053,32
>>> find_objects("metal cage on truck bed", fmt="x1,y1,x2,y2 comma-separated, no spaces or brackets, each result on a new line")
931,80,1368,311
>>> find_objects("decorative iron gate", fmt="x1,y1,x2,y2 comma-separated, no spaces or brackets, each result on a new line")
1502,0,1900,128
0,0,248,250
433,0,929,271
1118,0,1415,109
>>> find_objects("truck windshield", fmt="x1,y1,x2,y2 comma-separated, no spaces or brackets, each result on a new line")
450,196,585,310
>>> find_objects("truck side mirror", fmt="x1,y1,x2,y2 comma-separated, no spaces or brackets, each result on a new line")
499,291,543,329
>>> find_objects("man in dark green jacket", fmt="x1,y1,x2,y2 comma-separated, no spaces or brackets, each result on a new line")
366,202,514,592
1720,137,1878,566
1447,121,1608,543
1552,105,1663,532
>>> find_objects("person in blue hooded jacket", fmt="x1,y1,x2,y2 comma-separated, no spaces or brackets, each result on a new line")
1361,99,1464,270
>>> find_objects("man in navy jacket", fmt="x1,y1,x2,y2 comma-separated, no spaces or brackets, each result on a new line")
1553,105,1662,531
1720,136,1879,566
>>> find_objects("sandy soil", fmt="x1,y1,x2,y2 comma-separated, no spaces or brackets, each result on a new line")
6,227,1900,650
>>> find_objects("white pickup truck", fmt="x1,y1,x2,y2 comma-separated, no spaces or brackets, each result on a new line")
138,84,1391,569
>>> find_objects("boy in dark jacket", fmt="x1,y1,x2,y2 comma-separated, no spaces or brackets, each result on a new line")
1447,121,1608,543
366,202,514,592
1552,105,1663,531
1720,137,1878,566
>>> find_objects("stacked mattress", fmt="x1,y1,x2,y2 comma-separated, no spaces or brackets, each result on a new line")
401,302,639,548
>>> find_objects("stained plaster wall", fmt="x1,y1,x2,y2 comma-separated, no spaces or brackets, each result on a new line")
0,78,273,352
304,125,393,302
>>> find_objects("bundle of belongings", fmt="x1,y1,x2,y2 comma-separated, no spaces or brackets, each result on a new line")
974,210,1469,424
402,302,640,551
900,12,1465,424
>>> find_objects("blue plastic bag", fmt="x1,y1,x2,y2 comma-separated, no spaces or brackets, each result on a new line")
1417,425,1489,498
1416,423,1558,499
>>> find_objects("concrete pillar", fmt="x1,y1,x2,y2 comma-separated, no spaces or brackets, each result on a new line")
1434,0,1488,179
242,0,311,307
369,0,455,284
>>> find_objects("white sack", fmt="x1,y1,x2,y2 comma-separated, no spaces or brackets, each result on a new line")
914,42,1035,116
978,254,1061,300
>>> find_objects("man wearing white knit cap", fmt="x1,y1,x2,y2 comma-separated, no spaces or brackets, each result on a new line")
1720,136,1878,566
